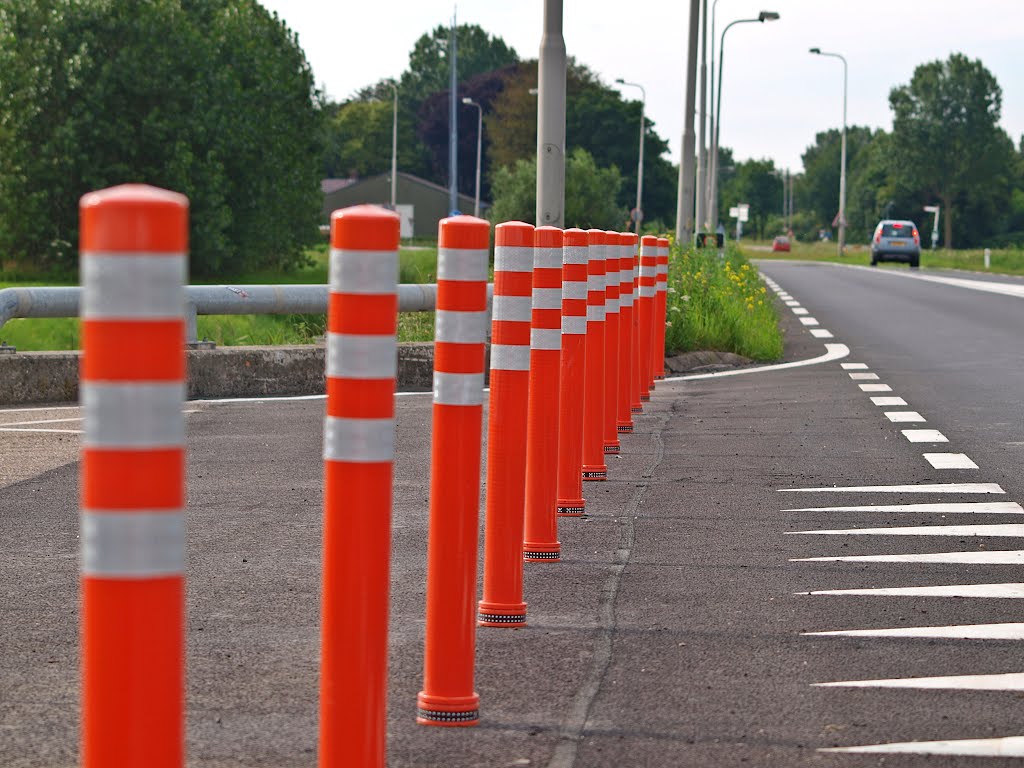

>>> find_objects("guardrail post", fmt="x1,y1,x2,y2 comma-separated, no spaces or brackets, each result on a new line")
479,221,534,626
320,205,400,766
79,184,188,768
556,229,589,516
581,230,608,481
617,233,638,434
638,235,658,402
653,236,670,382
601,232,621,456
523,226,564,561
418,215,490,727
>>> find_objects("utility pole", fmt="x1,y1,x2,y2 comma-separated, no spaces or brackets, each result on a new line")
447,13,458,214
675,0,700,243
536,0,566,227
695,0,708,238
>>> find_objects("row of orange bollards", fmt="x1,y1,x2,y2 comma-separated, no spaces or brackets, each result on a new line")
76,187,668,767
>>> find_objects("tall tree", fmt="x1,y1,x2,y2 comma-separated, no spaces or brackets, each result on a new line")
799,126,876,233
721,158,782,239
889,53,1013,248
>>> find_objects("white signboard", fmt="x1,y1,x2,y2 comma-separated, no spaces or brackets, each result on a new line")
728,204,749,222
396,204,414,239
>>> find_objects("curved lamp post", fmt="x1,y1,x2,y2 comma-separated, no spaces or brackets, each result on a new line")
615,78,646,234
809,47,848,256
708,10,779,232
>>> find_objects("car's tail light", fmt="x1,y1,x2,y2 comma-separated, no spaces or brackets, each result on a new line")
912,229,920,244
874,231,881,244
893,222,903,229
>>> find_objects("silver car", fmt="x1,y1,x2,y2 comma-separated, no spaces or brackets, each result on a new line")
871,220,921,268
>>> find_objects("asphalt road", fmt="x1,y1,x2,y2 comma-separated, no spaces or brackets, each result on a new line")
3,260,1024,766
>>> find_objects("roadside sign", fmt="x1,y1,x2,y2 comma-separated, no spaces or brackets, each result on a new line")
729,204,749,223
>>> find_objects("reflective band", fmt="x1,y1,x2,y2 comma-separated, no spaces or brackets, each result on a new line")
82,510,185,578
324,415,395,461
657,264,669,275
436,309,488,344
563,245,588,265
83,382,185,447
326,332,396,379
534,247,562,270
562,316,586,335
494,246,534,273
532,287,562,310
490,343,531,371
587,304,606,322
604,297,620,312
433,371,485,405
639,286,657,298
82,254,186,319
438,248,489,282
562,281,587,300
492,295,532,322
587,274,606,291
640,266,657,277
620,291,634,308
589,249,606,263
531,328,562,350
621,269,634,285
330,249,399,294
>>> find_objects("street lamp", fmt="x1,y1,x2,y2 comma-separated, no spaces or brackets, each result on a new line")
462,97,483,218
809,47,848,257
708,11,779,234
616,78,646,234
389,81,398,209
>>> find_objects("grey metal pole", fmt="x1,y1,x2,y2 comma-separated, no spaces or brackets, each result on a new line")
390,82,398,209
695,0,708,236
675,0,700,243
706,0,722,229
448,15,458,214
462,98,483,218
838,55,848,256
616,80,646,233
536,0,566,227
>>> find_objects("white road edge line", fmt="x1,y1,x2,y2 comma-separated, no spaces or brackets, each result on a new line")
661,343,849,382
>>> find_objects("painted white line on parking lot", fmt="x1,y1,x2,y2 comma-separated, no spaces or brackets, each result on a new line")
870,396,907,406
780,483,1003,494
792,307,809,315
815,671,1024,691
859,383,892,392
822,735,1024,757
885,411,925,423
782,501,1019,512
794,550,1024,564
902,429,947,443
849,372,879,380
661,343,850,382
801,583,1024,598
806,623,1024,639
924,452,978,469
799,317,819,326
810,329,834,338
788,524,1024,537
841,363,868,370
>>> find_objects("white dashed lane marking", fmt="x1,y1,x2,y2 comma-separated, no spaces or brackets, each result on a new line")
799,317,819,326
780,483,1003,494
805,623,1024,639
885,411,926,423
793,307,809,315
801,583,1024,598
858,383,892,392
794,550,1024,564
901,429,948,443
810,329,833,338
788,523,1024,537
822,735,1024,757
848,372,879,380
871,396,907,406
816,672,1024,692
783,501,1022,513
924,452,979,469
841,363,869,370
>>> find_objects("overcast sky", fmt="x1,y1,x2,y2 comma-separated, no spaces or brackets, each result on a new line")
259,0,1024,173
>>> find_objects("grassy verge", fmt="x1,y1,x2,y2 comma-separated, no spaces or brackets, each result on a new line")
744,239,1024,273
664,243,783,361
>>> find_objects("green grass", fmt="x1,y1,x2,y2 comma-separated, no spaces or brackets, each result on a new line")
743,239,1024,273
664,243,783,361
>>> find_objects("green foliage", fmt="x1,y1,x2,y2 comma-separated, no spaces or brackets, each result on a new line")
798,126,876,239
721,158,782,239
488,148,626,229
0,0,324,278
663,244,782,360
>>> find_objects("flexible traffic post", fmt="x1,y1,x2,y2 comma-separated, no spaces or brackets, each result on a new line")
321,205,399,767
418,215,490,727
581,230,608,481
637,235,658,404
653,237,670,382
630,241,643,415
479,221,534,625
555,228,589,516
601,232,620,455
523,226,564,561
79,184,188,768
617,232,637,434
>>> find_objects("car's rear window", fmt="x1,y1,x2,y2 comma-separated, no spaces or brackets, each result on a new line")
882,223,914,238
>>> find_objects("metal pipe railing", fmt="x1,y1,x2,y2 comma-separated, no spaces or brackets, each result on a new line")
0,283,473,346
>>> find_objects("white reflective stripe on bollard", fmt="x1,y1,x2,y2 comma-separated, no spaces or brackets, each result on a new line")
82,382,186,447
329,249,400,294
80,254,186,319
323,416,396,461
531,328,562,350
494,246,535,273
490,344,531,371
587,304,606,322
562,281,587,300
562,316,587,335
491,295,533,321
435,310,489,343
437,248,491,281
81,510,186,578
531,288,563,310
533,247,563,270
326,333,398,379
433,371,485,405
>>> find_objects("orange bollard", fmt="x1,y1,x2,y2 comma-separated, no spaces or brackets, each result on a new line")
418,215,491,727
630,241,644,416
479,221,534,625
637,235,658,404
581,229,608,481
79,184,188,768
523,226,564,561
653,236,670,381
601,232,620,455
320,205,399,766
617,232,637,434
555,229,589,516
